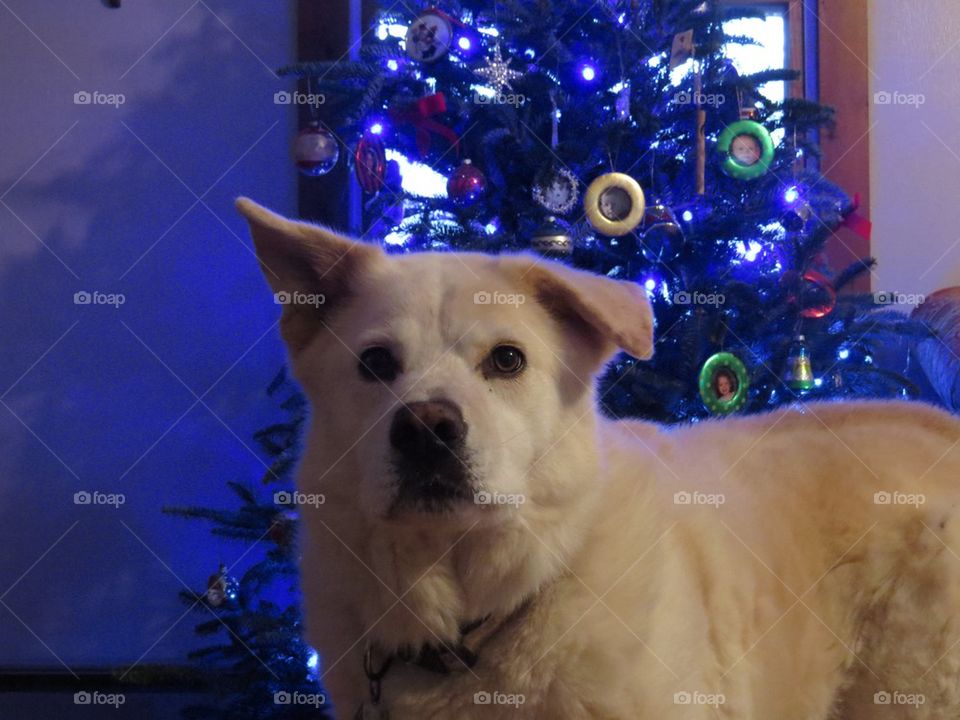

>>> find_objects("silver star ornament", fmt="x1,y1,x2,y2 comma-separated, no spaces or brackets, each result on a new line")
473,43,525,93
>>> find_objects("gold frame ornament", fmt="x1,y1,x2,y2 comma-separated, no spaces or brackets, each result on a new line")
583,172,646,237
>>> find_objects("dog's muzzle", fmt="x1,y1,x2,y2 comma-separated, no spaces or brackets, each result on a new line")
389,400,473,509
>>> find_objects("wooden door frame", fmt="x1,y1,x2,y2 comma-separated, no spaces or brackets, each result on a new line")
814,0,871,291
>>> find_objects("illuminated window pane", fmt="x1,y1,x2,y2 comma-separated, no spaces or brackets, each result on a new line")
723,14,787,104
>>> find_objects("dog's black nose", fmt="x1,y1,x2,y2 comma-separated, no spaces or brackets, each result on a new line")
390,400,467,459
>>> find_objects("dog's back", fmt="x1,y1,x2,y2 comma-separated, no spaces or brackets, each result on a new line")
585,400,960,719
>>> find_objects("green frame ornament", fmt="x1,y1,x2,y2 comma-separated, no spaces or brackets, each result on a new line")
699,352,750,415
717,120,775,180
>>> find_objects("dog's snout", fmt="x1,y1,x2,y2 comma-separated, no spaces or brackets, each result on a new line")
390,400,467,458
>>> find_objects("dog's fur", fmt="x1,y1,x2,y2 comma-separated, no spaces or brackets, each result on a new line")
239,198,960,719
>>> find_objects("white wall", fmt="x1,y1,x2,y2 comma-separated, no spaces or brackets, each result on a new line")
0,1,295,666
870,0,960,296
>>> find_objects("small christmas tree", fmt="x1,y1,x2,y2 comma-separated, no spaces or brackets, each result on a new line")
161,371,331,719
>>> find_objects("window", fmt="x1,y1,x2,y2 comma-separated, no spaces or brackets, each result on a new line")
724,10,788,104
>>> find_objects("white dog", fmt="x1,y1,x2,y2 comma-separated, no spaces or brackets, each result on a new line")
238,198,960,720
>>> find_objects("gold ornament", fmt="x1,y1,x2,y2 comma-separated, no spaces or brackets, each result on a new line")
785,335,815,391
583,173,646,237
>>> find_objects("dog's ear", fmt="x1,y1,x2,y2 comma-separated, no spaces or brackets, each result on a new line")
236,197,382,353
519,258,655,363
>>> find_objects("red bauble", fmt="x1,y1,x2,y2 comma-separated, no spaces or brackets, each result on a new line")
447,159,486,205
292,124,339,177
783,269,838,319
798,269,837,319
355,133,387,193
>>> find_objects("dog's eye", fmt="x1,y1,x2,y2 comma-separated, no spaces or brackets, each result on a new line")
359,347,400,382
489,345,525,376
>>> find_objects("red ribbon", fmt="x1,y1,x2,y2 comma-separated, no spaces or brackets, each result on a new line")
839,192,872,242
389,92,460,158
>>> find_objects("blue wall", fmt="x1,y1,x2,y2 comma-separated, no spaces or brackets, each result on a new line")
0,1,295,666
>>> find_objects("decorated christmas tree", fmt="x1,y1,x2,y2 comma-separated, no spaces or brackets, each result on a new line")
279,0,930,421
162,1,944,717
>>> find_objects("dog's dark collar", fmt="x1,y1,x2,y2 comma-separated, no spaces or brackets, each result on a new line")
397,615,487,673
354,615,497,718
